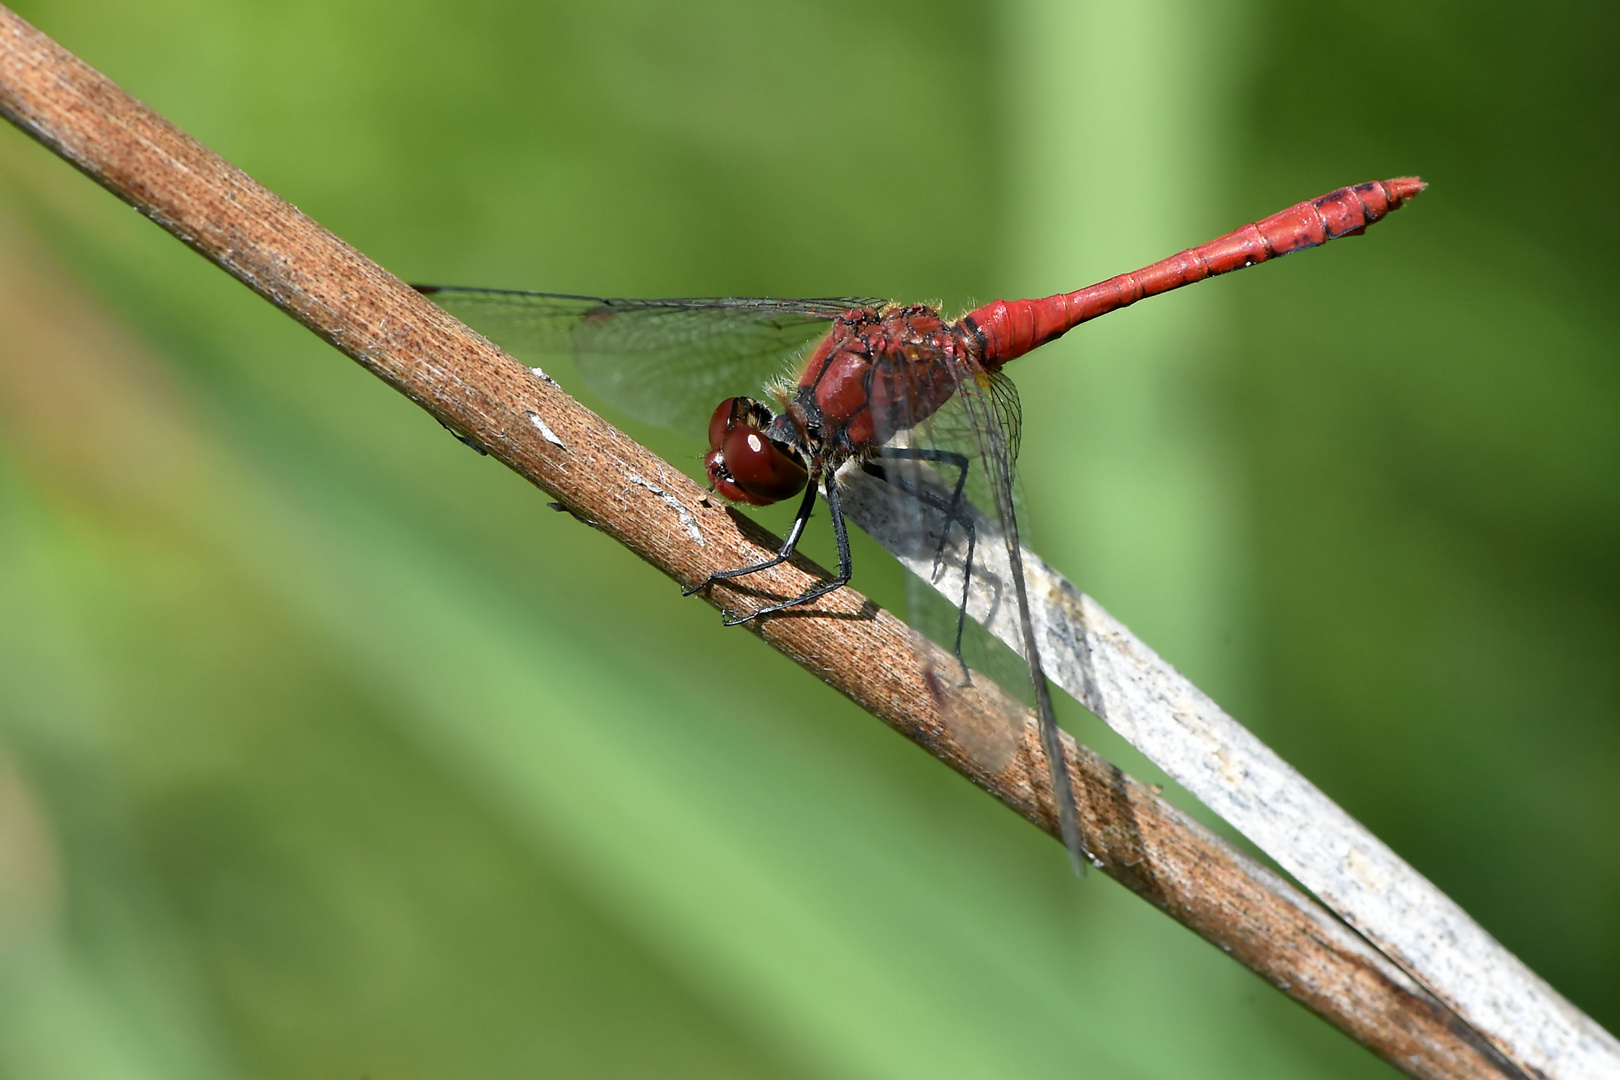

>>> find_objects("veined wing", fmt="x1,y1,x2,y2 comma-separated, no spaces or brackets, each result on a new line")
418,287,880,432
875,356,1090,875
881,367,1024,528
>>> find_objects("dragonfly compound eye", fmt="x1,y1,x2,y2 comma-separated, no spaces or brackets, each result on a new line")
707,396,776,450
706,424,807,506
708,398,741,452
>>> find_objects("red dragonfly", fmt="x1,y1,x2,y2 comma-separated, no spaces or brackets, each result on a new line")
420,177,1426,873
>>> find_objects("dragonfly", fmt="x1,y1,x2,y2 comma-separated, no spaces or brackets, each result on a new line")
419,177,1426,874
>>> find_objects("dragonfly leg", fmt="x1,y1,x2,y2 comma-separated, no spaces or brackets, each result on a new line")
682,478,819,597
870,447,971,581
862,453,976,676
722,472,853,626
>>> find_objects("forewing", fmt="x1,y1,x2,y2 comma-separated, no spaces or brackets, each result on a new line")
420,288,877,431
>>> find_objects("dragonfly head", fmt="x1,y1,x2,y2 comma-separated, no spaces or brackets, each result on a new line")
705,397,808,506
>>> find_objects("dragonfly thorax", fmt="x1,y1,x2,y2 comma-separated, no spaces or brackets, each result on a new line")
704,304,985,506
790,303,977,458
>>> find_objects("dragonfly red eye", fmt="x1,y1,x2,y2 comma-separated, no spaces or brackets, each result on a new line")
704,398,807,506
708,397,740,451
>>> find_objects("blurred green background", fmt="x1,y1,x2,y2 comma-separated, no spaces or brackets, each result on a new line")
0,0,1614,1076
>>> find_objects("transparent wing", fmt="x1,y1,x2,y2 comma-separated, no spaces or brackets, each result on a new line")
862,353,1090,873
983,369,1023,466
852,353,1030,728
887,369,1023,517
420,287,880,431
939,366,1088,872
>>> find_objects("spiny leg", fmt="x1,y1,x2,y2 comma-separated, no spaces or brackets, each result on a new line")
724,472,854,626
683,478,819,597
871,446,971,582
862,453,977,674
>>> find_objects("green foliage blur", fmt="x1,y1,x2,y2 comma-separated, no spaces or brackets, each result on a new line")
0,0,1614,1076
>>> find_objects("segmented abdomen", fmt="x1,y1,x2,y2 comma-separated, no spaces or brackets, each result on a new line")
965,177,1426,367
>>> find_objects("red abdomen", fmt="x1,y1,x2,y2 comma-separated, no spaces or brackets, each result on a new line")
965,177,1426,367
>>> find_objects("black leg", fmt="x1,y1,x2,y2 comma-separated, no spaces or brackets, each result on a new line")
723,472,854,626
871,446,971,577
862,451,976,670
682,478,820,597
